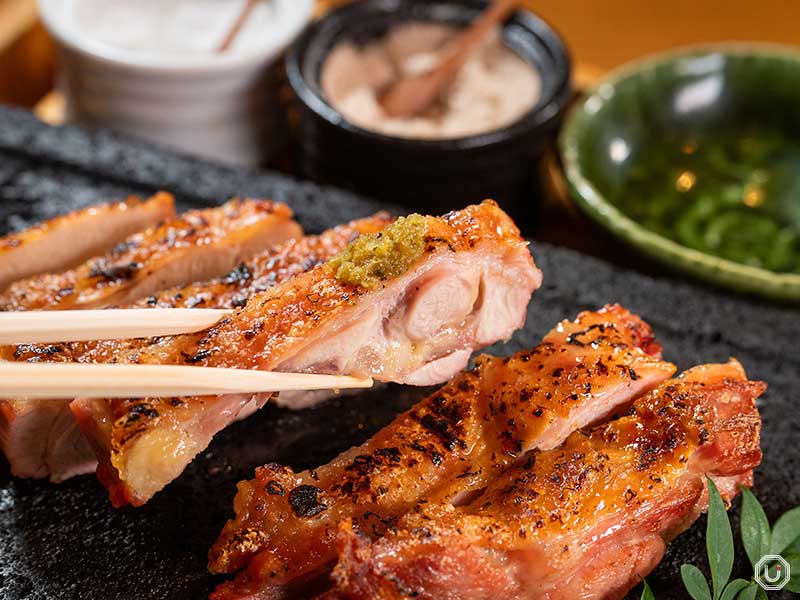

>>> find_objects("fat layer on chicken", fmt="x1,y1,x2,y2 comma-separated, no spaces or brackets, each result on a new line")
70,201,542,507
207,305,675,597
0,192,175,291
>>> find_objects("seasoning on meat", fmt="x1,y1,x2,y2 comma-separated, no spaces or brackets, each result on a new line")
326,214,426,289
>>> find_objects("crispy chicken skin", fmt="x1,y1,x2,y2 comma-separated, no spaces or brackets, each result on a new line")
208,306,676,597
71,201,541,507
0,198,301,311
0,216,389,482
324,361,764,600
0,192,175,291
134,213,393,311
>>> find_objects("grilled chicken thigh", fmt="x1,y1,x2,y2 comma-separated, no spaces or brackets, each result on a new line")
0,216,386,482
0,192,175,290
324,361,764,600
0,198,300,311
208,306,675,598
70,201,541,507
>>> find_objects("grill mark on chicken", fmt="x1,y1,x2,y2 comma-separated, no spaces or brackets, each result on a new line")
323,361,764,600
0,198,299,311
288,485,329,518
0,192,175,291
87,260,143,282
207,306,675,597
12,344,64,359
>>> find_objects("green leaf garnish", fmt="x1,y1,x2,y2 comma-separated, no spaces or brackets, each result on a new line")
719,579,750,600
735,583,759,600
769,505,800,555
787,536,800,555
671,486,800,600
681,564,712,600
706,478,734,599
739,486,771,568
785,553,800,593
640,579,655,600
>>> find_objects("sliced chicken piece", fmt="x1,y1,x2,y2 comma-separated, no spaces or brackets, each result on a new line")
71,200,542,507
0,216,388,483
134,213,393,311
0,192,175,291
0,198,301,311
0,198,301,480
0,400,96,482
323,361,764,600
207,306,675,597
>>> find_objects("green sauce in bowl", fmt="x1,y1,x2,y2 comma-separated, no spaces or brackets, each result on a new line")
618,129,800,274
560,46,800,300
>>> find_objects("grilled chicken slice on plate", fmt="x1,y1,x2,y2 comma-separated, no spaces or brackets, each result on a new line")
0,198,300,311
68,200,541,507
0,215,385,483
0,192,175,291
207,305,676,597
0,198,302,481
323,361,764,600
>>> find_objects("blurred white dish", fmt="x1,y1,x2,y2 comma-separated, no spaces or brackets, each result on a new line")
39,0,314,167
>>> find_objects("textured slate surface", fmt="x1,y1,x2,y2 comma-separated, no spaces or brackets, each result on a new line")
0,106,797,600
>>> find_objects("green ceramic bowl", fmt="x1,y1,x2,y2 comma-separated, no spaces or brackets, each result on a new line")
560,45,800,301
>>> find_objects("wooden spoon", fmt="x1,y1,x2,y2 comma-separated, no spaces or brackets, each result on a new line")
380,0,520,118
218,0,259,52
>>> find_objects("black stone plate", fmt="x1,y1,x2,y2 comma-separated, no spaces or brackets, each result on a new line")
0,107,797,600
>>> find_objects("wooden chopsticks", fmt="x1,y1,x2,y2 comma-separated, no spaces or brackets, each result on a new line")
0,363,373,399
0,308,234,345
1,308,373,399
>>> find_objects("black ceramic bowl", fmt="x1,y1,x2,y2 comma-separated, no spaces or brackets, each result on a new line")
286,0,571,221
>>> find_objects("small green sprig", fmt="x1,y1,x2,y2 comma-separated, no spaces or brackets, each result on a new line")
640,478,800,599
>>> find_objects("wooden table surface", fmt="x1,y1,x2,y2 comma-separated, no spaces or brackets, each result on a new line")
532,0,800,81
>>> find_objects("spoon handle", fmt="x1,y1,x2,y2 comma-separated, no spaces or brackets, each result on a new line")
438,0,521,75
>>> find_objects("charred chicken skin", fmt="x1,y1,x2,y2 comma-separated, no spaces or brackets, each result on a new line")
0,192,175,291
324,361,764,600
70,201,541,507
208,305,676,598
134,213,393,311
0,198,300,311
